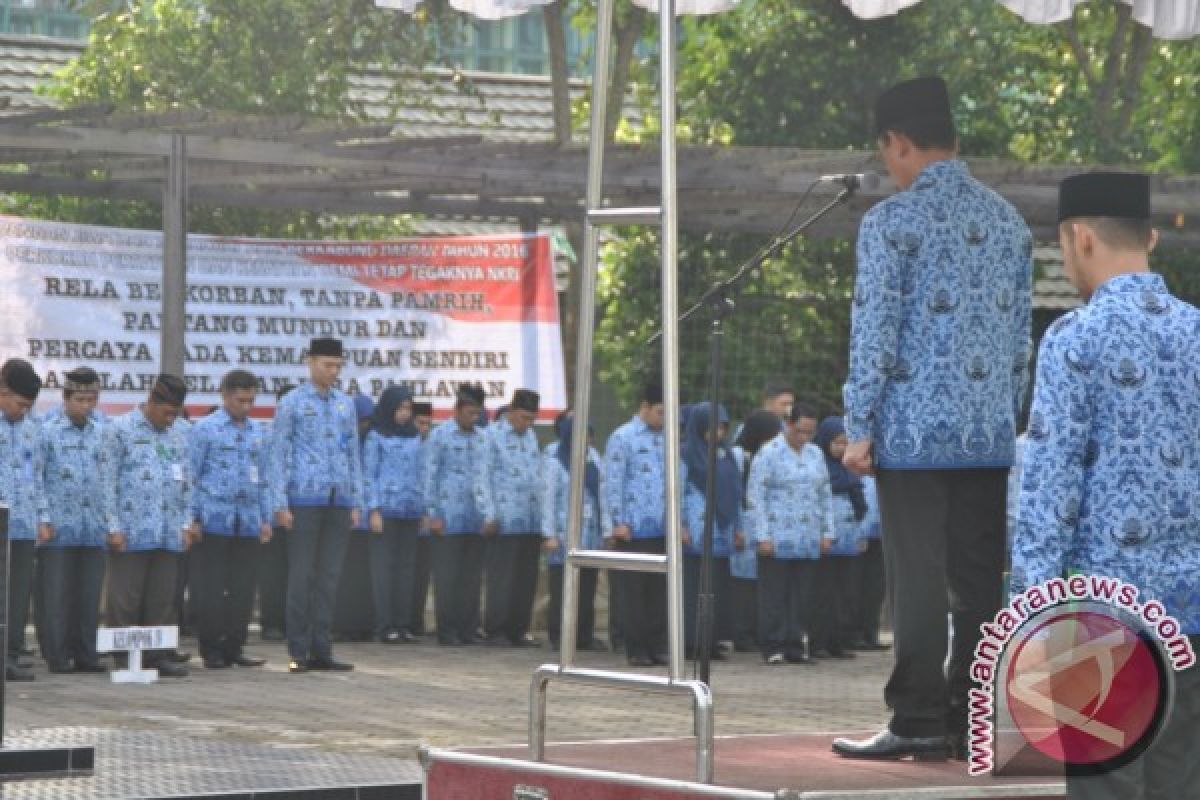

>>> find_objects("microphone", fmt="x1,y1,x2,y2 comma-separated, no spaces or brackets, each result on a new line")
816,172,881,191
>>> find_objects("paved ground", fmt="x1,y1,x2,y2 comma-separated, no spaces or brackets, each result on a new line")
5,631,895,762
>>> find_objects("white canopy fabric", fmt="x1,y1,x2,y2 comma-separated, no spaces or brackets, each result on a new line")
376,0,735,17
843,0,1200,39
379,0,1199,37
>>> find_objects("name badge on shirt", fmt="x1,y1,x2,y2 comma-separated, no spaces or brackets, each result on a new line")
248,465,260,485
171,463,184,482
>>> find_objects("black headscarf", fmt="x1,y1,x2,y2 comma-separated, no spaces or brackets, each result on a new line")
815,416,866,520
735,410,783,502
371,386,418,438
555,416,599,506
683,402,742,527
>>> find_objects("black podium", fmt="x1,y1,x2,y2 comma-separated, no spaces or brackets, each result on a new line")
0,504,94,777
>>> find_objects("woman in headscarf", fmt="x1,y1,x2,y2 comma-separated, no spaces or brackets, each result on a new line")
681,402,744,661
729,410,785,652
363,386,425,643
541,415,605,651
810,416,867,660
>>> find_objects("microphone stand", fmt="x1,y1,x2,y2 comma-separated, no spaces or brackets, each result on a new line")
650,183,857,686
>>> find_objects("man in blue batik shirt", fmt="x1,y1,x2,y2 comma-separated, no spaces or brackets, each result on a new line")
835,76,1033,762
424,384,487,646
271,338,363,674
1011,173,1200,799
101,374,195,678
477,388,544,648
189,369,272,670
37,366,108,675
0,359,51,682
603,380,686,668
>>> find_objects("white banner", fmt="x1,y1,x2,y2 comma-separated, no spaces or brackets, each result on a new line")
0,216,566,419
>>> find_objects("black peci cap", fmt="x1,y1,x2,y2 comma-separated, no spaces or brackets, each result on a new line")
1058,172,1151,224
308,337,344,358
875,76,952,136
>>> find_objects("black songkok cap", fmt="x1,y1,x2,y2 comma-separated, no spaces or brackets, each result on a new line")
457,384,486,407
1,359,41,401
874,76,952,135
412,401,434,417
1058,172,1151,224
64,366,100,393
511,389,540,413
309,337,344,358
150,373,188,406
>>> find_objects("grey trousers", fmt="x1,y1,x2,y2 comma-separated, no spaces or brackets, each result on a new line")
286,507,351,662
106,549,180,664
37,546,106,667
877,467,1007,738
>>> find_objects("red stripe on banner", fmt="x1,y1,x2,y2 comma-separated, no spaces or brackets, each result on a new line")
217,233,559,325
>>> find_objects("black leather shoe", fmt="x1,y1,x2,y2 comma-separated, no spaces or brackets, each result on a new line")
858,640,892,651
229,654,266,667
75,661,107,674
832,729,948,761
167,650,192,664
511,635,541,648
261,627,285,641
203,655,229,669
650,651,668,665
6,665,34,681
156,660,189,678
827,648,857,659
627,655,654,667
307,658,354,672
288,659,309,674
48,661,76,674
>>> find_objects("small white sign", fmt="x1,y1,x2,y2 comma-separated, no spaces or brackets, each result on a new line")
96,626,180,684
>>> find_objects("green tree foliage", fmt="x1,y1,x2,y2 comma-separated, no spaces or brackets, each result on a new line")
3,0,456,238
594,0,1200,418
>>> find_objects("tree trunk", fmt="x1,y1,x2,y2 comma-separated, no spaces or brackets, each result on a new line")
606,3,646,145
543,1,572,148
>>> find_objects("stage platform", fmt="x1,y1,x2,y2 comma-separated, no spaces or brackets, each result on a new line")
423,732,1068,800
0,726,422,799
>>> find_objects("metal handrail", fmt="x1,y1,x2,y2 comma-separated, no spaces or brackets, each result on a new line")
529,0,714,784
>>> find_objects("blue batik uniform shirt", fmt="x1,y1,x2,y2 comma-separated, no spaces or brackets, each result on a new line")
475,417,543,534
1011,273,1200,633
602,415,687,541
541,445,604,566
270,382,363,511
423,419,485,534
40,411,105,547
100,410,192,552
363,430,424,520
745,436,834,559
844,159,1033,470
189,410,273,537
0,413,48,541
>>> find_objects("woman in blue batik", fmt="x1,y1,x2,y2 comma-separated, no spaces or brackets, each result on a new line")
364,386,424,644
811,417,866,660
681,402,743,660
729,410,784,653
541,416,604,651
746,404,834,665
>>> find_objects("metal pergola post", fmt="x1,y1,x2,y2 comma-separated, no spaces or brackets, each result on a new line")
529,0,714,784
161,133,188,377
